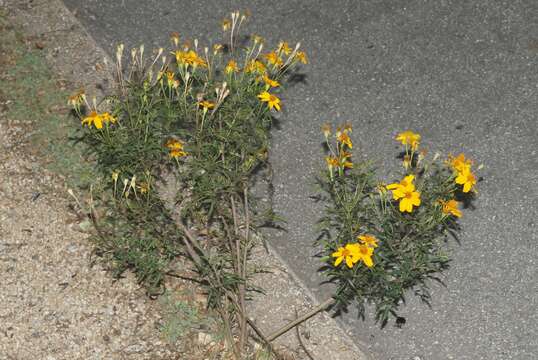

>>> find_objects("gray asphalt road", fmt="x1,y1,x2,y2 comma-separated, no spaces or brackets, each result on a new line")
61,1,538,359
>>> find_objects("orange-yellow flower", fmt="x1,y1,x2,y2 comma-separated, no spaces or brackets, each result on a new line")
257,91,281,111
355,244,374,268
225,59,239,74
441,199,462,218
387,175,421,213
67,89,85,108
222,19,231,31
198,100,215,111
295,51,308,64
264,51,283,66
245,59,266,74
278,41,292,55
170,32,180,47
165,71,175,87
455,167,476,193
325,156,339,172
448,153,472,173
262,74,280,88
337,131,353,149
338,150,353,169
100,112,117,124
358,234,378,248
173,50,207,67
332,244,359,268
82,111,103,129
165,139,187,159
396,130,421,150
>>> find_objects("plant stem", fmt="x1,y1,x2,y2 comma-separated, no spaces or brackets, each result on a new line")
266,298,335,342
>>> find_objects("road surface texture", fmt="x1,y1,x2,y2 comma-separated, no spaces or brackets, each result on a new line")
61,1,538,359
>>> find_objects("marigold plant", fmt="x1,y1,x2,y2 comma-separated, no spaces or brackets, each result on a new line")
316,125,480,325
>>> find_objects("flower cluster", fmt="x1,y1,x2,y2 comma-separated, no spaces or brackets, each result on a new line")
323,123,353,178
332,234,378,268
449,153,476,193
165,139,187,159
81,111,117,129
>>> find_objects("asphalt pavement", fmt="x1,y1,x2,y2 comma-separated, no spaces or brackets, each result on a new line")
61,1,538,359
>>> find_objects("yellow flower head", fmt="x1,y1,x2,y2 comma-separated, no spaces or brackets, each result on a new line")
257,91,281,111
262,74,280,88
82,111,103,129
338,150,353,169
387,175,421,213
325,155,339,170
396,130,421,150
245,59,266,74
295,51,308,64
455,167,476,193
441,199,462,218
165,139,187,159
277,41,292,55
332,243,360,268
198,100,215,111
213,43,223,54
337,131,353,149
174,50,207,68
356,244,374,268
165,71,175,86
264,51,283,66
138,181,150,194
222,19,231,31
448,153,472,173
225,59,239,74
67,89,85,108
100,112,117,125
358,234,378,248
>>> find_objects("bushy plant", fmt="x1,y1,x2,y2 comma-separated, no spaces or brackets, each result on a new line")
69,10,307,357
316,125,479,325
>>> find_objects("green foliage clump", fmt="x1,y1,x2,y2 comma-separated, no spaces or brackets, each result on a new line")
317,127,477,325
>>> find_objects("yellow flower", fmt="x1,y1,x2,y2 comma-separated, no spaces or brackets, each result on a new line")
355,244,374,268
403,154,412,169
358,234,378,248
67,89,85,108
213,43,223,54
198,100,215,111
100,112,117,125
262,74,280,88
222,19,231,31
165,71,175,87
387,175,421,213
111,170,119,182
264,51,283,66
386,174,415,191
441,199,462,218
138,181,150,194
396,130,421,150
295,51,308,64
455,167,476,193
82,111,103,129
257,91,281,111
322,123,331,138
174,50,207,68
448,153,472,173
338,150,353,169
225,59,239,74
337,131,353,149
245,59,266,74
325,156,339,172
332,243,360,268
165,139,187,159
278,41,292,55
